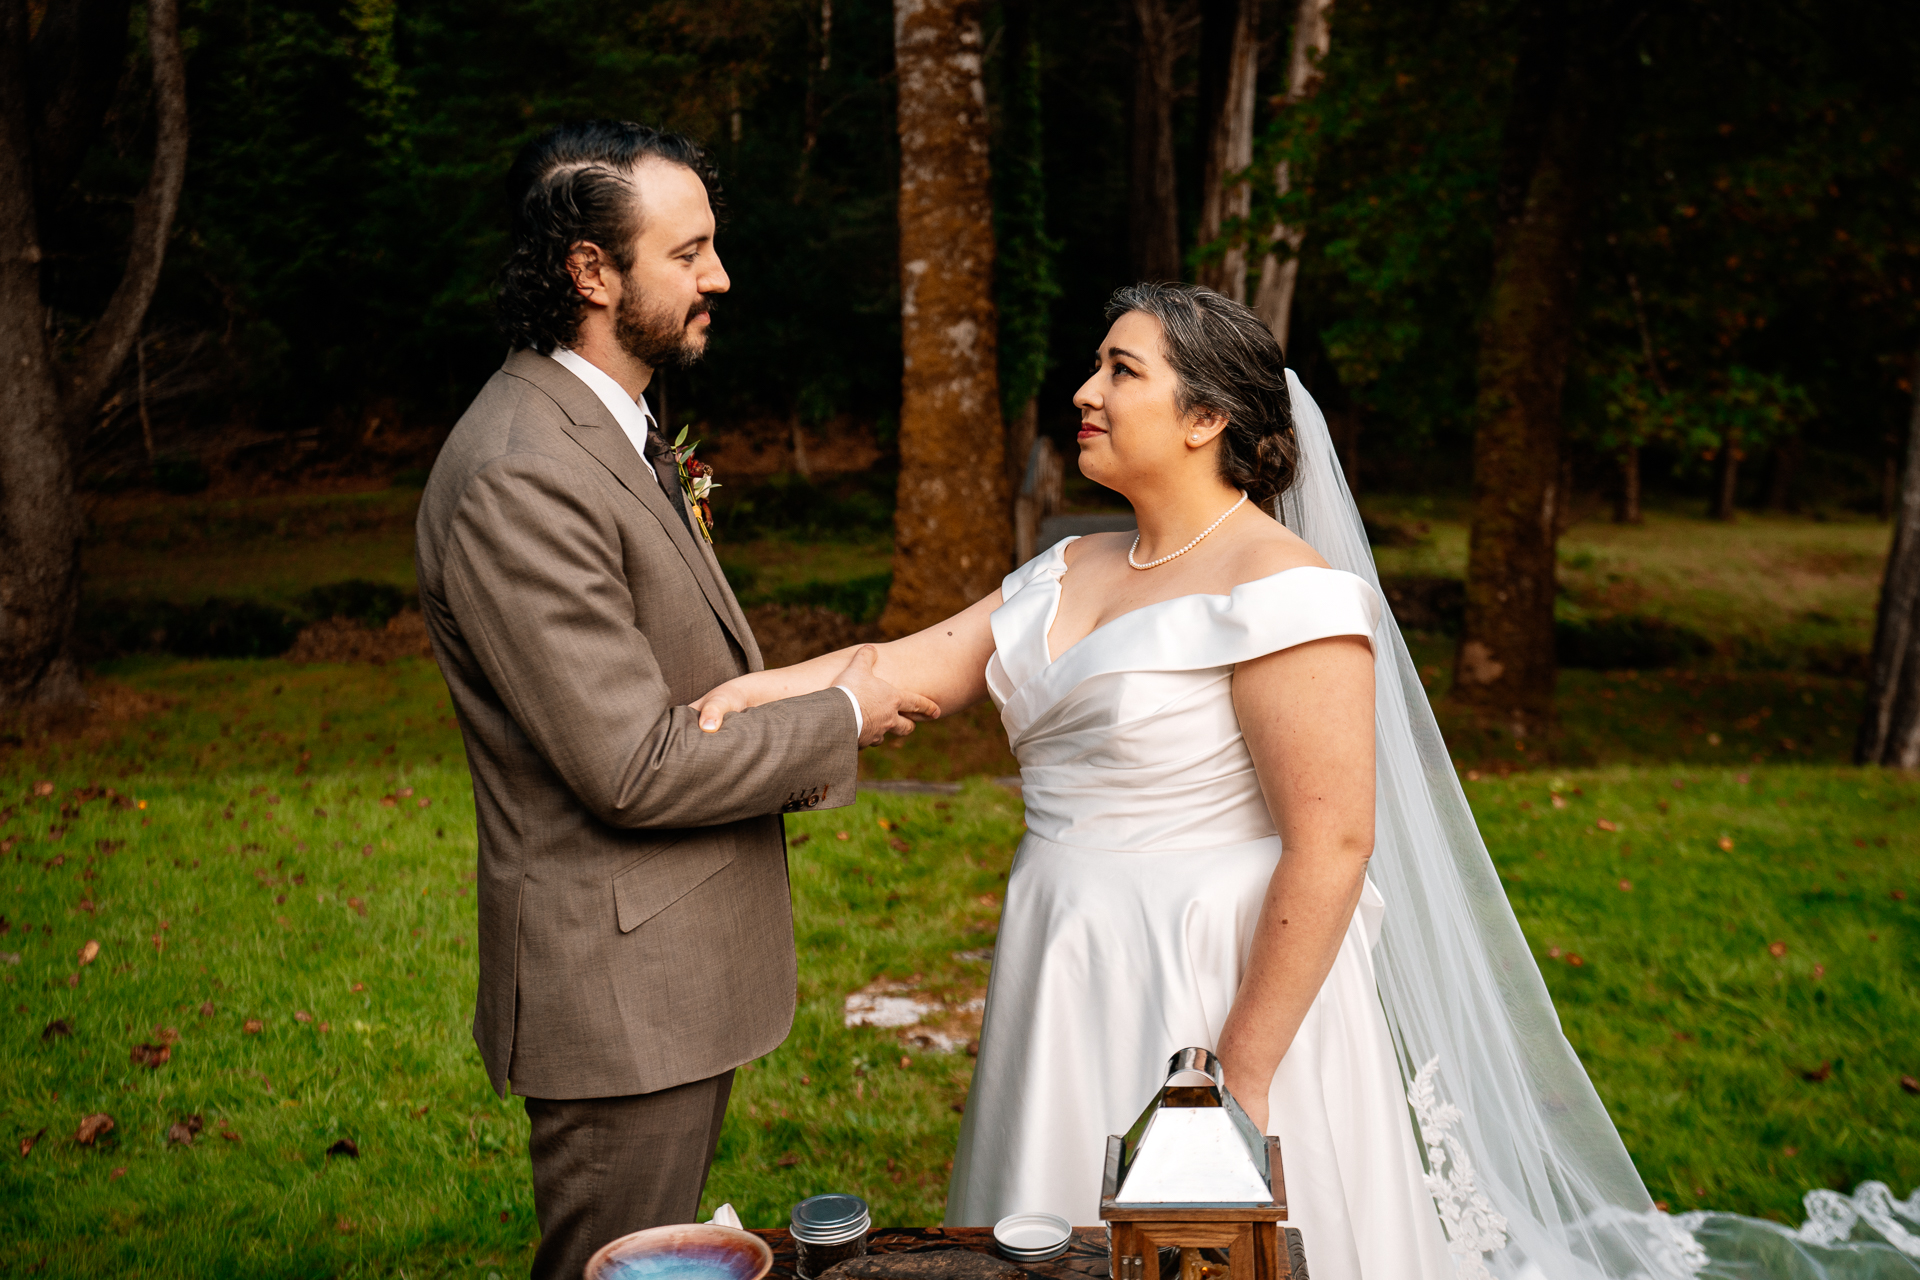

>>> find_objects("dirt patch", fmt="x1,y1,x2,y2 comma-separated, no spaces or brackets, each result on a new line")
746,604,878,669
285,610,433,665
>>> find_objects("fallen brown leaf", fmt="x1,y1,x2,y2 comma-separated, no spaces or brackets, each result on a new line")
775,1153,800,1167
75,1113,114,1145
889,838,911,854
347,897,366,917
1597,819,1619,833
20,1127,45,1156
325,1138,359,1158
199,1001,216,1018
41,1019,71,1041
1769,941,1789,958
154,1026,179,1045
789,833,811,848
243,1019,263,1034
1801,1062,1832,1083
293,1010,312,1023
1901,1076,1919,1095
109,1166,127,1179
219,1127,240,1142
77,939,98,965
165,1114,204,1146
349,982,365,993
129,1042,171,1069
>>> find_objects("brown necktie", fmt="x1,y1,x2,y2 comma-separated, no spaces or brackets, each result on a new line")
641,426,694,534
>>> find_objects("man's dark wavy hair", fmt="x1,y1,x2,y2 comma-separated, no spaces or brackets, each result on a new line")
495,120,722,354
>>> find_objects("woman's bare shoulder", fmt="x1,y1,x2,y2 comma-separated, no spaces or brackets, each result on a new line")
1059,530,1132,569
1225,509,1330,583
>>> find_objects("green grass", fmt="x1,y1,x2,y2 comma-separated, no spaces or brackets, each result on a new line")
1469,765,1920,1217
15,487,1910,1272
1369,500,1893,670
82,487,422,610
1,657,1915,1277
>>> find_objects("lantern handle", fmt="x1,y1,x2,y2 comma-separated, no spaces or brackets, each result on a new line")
1162,1046,1225,1087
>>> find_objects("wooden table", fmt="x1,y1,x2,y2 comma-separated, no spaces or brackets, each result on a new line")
748,1225,1309,1280
750,1227,1112,1280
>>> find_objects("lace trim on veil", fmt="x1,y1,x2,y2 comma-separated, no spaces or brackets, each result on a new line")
1409,1057,1510,1277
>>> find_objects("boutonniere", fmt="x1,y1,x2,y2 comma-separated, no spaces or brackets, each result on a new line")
670,426,719,543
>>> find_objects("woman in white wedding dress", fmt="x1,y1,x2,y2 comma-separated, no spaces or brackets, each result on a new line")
696,285,1920,1280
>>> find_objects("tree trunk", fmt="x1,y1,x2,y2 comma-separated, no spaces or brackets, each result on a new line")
1857,346,1920,767
0,0,187,705
1709,432,1739,521
882,0,1010,636
1613,444,1641,524
1129,0,1185,283
0,0,79,704
1195,0,1257,301
1452,0,1586,742
1765,433,1800,511
1251,0,1333,349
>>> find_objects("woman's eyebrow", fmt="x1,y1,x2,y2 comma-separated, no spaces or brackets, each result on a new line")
1104,347,1147,363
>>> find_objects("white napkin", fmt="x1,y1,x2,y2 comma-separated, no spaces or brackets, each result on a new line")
707,1203,744,1229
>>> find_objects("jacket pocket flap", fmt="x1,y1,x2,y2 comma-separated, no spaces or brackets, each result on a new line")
613,837,736,934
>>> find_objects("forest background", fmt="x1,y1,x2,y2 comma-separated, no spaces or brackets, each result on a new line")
50,0,1919,537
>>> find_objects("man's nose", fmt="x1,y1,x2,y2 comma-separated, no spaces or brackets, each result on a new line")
700,251,731,296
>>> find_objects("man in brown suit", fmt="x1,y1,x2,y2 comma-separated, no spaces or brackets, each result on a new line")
416,120,934,1279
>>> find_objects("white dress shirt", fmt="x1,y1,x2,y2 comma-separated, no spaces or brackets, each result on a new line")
546,348,863,739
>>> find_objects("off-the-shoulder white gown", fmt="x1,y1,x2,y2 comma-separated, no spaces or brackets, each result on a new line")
945,538,1454,1280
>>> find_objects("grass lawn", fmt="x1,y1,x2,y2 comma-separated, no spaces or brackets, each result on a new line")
0,657,1915,1278
14,485,1909,1274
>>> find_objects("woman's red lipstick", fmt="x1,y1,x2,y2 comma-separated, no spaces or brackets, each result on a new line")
1077,421,1105,440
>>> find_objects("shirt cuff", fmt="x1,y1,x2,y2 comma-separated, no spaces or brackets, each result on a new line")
833,685,863,739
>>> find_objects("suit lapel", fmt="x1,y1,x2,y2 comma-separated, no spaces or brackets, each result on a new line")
504,350,755,660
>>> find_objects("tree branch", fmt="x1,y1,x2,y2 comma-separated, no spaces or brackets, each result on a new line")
64,0,187,428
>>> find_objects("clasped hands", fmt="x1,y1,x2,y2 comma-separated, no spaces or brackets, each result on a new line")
692,645,939,748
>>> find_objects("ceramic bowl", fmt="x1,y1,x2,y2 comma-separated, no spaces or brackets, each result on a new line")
584,1223,775,1280
993,1212,1073,1262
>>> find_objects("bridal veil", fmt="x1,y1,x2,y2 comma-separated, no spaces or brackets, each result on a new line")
1276,370,1920,1279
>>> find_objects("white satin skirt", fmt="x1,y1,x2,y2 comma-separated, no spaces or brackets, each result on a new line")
945,832,1454,1280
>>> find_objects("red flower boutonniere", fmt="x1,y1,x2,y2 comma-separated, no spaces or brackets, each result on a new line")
670,426,719,543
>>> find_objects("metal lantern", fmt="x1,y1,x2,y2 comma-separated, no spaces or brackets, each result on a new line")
1100,1048,1302,1280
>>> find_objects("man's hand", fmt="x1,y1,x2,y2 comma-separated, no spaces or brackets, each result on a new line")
835,645,939,747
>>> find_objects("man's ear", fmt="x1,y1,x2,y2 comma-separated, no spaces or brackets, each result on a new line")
565,241,614,309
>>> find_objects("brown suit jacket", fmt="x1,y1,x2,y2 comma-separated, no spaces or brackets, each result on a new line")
416,349,858,1100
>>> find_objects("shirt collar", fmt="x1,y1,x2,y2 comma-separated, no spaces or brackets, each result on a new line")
549,347,657,449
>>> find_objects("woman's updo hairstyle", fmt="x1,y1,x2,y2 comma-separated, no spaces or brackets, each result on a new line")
1105,282,1299,506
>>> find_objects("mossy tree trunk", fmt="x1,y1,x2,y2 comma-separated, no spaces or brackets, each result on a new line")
1857,346,1920,767
882,0,1010,636
1452,0,1588,743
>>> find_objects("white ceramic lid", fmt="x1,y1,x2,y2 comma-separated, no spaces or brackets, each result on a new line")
993,1212,1072,1252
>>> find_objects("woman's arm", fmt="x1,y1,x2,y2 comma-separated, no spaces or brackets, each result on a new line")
693,588,1005,731
1216,633,1376,1132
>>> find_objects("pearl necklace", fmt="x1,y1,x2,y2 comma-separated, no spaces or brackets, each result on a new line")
1127,492,1249,570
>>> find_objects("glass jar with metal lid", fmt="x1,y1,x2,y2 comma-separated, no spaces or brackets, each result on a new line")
790,1193,870,1280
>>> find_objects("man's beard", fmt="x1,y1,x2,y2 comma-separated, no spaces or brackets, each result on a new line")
614,289,714,370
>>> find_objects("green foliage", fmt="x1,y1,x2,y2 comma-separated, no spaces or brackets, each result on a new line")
1247,0,1919,491
990,5,1061,423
